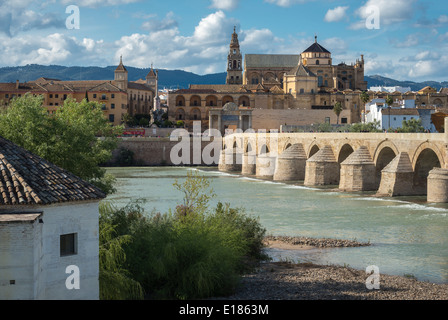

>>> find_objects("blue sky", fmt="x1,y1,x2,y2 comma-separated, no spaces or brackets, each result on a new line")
1,0,448,82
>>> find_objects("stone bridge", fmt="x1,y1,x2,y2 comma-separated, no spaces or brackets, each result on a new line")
218,122,448,203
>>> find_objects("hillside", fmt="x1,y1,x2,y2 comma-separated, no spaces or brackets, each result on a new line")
0,64,227,89
0,64,446,91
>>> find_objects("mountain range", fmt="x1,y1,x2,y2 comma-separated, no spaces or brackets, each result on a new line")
0,64,447,92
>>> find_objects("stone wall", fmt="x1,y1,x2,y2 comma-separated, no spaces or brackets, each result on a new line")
112,138,217,166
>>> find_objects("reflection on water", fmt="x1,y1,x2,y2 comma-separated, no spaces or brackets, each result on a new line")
106,166,448,284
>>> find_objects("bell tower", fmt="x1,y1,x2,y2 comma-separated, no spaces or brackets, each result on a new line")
226,26,243,85
114,56,128,90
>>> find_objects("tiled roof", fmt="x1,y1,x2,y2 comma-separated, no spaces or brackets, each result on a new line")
286,63,316,77
245,54,300,68
388,108,420,115
303,41,330,54
0,136,106,206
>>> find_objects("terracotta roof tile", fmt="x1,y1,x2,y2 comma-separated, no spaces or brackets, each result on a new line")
0,136,106,206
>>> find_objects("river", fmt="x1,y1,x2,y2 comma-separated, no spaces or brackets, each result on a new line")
105,166,448,284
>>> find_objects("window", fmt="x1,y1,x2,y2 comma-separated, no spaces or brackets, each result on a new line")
55,94,59,98
341,118,348,124
93,94,97,98
316,60,320,65
111,104,115,109
111,94,115,99
300,89,304,94
5,94,9,98
60,233,77,256
109,114,115,123
102,94,107,100
325,117,331,124
50,94,53,98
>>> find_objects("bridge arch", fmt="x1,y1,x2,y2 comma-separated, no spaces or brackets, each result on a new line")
337,144,355,164
412,143,443,194
373,140,400,166
307,142,321,158
259,144,270,155
373,140,399,188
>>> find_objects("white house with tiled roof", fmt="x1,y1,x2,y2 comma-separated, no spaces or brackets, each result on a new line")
0,136,106,300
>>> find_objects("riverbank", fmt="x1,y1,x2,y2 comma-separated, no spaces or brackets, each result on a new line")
212,236,448,300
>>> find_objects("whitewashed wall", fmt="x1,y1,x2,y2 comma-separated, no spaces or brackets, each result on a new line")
0,201,100,300
0,218,42,299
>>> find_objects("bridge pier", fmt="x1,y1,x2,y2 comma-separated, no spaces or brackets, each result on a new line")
273,144,307,181
339,146,376,192
427,168,448,202
256,154,277,178
218,149,242,172
377,152,414,196
242,154,256,175
304,145,339,186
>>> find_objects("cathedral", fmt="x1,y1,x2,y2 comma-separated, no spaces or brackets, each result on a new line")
168,28,368,131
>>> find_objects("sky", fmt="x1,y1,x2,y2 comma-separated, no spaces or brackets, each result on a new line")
1,0,448,82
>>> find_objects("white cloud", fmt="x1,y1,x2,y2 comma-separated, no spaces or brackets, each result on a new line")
264,0,311,7
351,0,417,29
0,0,64,36
141,11,178,32
114,11,239,74
210,0,239,11
60,0,141,7
324,6,349,23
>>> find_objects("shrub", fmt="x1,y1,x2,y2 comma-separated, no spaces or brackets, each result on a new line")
99,171,268,299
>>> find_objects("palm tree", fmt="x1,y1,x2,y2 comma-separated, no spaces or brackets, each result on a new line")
360,91,370,122
333,101,343,125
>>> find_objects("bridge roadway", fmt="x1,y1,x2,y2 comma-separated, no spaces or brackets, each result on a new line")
218,125,448,203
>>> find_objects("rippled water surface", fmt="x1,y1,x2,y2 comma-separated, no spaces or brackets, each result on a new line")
106,166,448,284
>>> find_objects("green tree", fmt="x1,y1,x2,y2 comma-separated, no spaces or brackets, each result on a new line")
333,101,343,125
360,91,370,105
397,118,425,133
0,94,122,194
99,202,144,300
386,95,394,107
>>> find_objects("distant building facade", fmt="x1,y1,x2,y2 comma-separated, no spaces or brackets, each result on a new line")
0,57,157,126
168,29,448,132
168,32,367,131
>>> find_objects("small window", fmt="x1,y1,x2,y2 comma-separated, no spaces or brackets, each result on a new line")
5,94,9,98
109,114,115,122
111,94,115,99
60,233,77,256
325,117,331,124
102,94,107,100
341,118,348,124
55,94,59,98
93,94,97,99
111,104,115,109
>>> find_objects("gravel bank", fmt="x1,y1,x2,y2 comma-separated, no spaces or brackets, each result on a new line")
264,235,371,248
213,236,448,300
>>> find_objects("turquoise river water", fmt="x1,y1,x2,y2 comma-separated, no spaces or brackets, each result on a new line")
105,166,448,284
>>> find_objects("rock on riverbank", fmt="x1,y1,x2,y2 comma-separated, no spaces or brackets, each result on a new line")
211,236,448,300
264,235,371,249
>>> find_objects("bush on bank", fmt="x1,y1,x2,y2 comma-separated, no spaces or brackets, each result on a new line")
99,171,267,300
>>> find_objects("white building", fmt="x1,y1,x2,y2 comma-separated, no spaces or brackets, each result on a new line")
369,86,412,93
365,99,421,130
0,136,106,300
